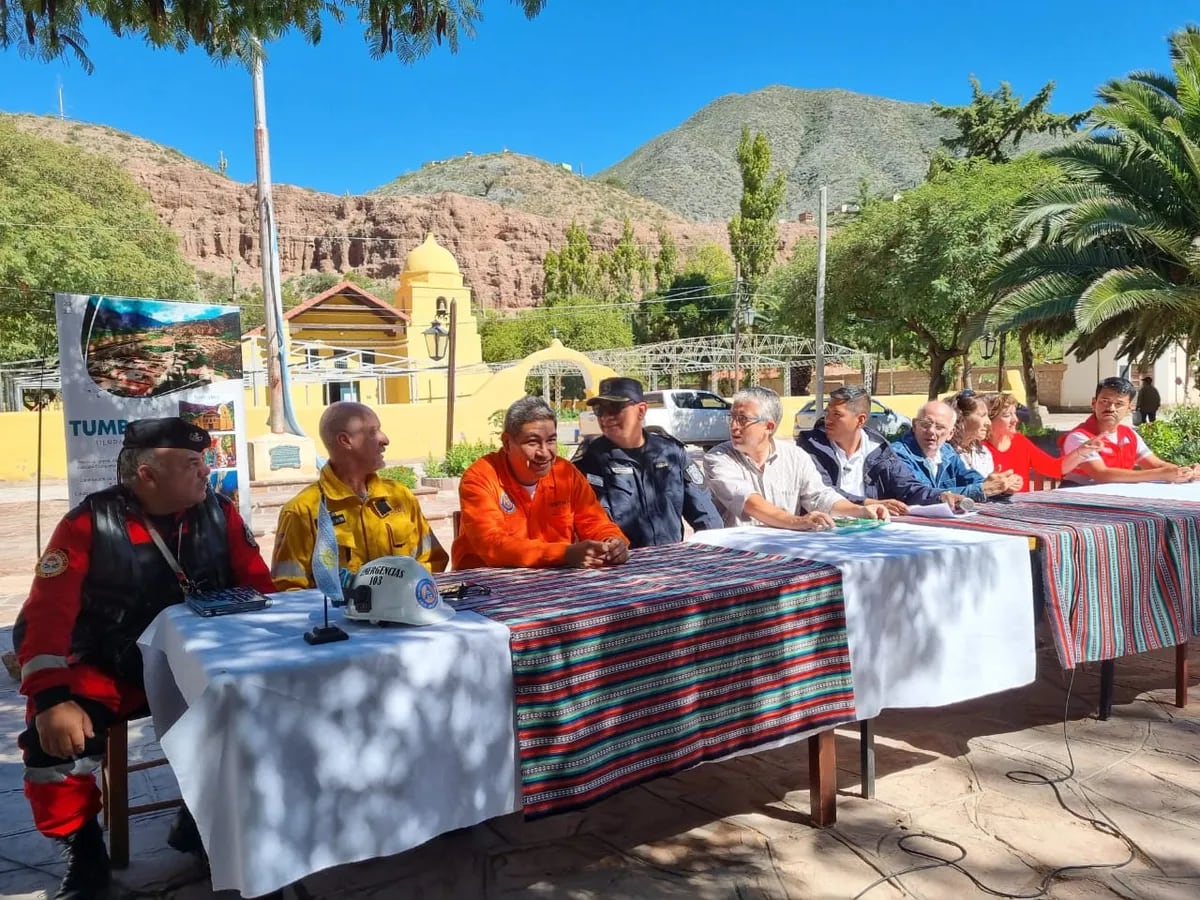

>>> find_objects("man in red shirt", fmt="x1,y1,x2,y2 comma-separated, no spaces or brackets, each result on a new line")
13,417,275,899
454,396,630,569
1061,376,1196,485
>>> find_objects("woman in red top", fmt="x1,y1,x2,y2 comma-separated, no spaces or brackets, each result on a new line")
984,393,1102,491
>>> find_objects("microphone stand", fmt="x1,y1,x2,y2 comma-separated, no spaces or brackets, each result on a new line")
304,591,349,644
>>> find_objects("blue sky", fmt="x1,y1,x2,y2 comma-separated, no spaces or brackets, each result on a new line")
0,1,1192,196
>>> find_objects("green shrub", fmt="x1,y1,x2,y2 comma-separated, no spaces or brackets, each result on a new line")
377,465,418,490
425,439,495,478
1141,406,1200,464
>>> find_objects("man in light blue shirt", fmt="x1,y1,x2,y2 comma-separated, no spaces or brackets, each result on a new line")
893,401,1018,502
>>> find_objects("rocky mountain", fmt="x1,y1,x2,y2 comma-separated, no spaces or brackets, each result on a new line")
4,114,814,311
596,85,1057,221
371,152,684,224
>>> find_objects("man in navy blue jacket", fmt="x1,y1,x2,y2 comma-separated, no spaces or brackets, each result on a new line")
574,377,723,547
892,400,1018,502
800,385,961,513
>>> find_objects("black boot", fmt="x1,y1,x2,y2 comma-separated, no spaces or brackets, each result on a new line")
54,817,110,900
166,805,203,856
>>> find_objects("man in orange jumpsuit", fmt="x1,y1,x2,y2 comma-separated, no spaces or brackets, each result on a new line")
13,417,275,899
453,396,630,569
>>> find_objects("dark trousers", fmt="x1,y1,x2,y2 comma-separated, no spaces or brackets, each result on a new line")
18,664,146,838
1141,410,1158,423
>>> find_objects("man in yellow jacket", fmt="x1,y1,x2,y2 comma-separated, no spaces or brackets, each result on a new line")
272,402,448,590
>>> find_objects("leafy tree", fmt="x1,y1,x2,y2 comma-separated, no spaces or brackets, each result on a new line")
543,222,602,301
727,126,786,286
767,156,1060,397
601,217,652,302
0,121,196,361
931,75,1087,165
634,243,736,344
480,298,632,362
988,26,1200,374
3,0,548,71
653,224,678,290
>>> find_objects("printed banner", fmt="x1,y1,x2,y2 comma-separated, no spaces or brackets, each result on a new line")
55,293,252,523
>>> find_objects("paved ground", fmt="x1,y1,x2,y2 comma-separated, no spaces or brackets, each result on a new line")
1,448,1198,899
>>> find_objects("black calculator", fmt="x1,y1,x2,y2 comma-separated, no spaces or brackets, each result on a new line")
185,586,271,617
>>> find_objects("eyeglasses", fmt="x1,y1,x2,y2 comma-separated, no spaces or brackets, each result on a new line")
593,401,633,417
913,417,951,433
726,414,769,427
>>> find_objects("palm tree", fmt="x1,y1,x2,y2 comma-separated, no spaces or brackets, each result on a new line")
988,25,1200,364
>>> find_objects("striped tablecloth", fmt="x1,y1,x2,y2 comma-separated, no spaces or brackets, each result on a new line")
1016,490,1200,639
450,541,854,817
902,502,1186,668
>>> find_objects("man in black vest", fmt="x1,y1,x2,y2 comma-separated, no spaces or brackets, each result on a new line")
13,417,275,900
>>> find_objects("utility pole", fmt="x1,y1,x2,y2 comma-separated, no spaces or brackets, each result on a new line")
731,264,743,394
814,187,828,415
253,45,300,435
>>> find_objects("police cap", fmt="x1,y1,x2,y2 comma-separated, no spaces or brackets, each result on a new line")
122,417,210,452
588,377,644,406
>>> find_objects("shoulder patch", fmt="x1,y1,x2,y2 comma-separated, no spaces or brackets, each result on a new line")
36,548,69,578
499,491,516,514
686,463,705,485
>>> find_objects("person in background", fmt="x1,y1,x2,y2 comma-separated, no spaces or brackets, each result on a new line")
272,402,447,590
948,391,996,477
573,376,722,547
893,401,1022,501
1060,377,1194,485
799,384,960,514
13,418,276,900
704,386,890,530
985,392,1105,492
1136,376,1161,424
454,397,630,568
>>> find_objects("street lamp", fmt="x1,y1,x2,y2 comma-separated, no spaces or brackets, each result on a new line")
421,296,458,451
423,319,450,362
981,333,997,361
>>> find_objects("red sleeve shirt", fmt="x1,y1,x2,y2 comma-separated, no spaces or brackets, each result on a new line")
17,497,274,709
985,433,1064,492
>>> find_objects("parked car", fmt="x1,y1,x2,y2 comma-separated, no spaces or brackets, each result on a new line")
579,389,731,448
792,398,912,442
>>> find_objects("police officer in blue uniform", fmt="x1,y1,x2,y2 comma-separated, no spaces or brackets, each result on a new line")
574,377,723,547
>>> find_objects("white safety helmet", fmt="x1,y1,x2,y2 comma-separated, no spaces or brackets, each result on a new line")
346,556,454,626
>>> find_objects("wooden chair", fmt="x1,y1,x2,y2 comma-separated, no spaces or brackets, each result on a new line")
1029,471,1060,491
101,718,180,868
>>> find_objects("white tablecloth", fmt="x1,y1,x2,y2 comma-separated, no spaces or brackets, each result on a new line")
1052,481,1200,502
689,523,1036,720
138,592,519,897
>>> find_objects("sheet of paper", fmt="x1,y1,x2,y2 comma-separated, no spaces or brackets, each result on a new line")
905,503,974,519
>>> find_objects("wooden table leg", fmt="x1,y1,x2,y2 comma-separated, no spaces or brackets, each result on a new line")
859,720,876,800
1177,642,1190,709
809,729,836,826
1098,659,1115,721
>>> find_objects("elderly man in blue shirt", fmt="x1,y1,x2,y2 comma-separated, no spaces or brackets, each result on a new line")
893,400,1021,502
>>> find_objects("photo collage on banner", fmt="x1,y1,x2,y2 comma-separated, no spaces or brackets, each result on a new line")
55,293,252,524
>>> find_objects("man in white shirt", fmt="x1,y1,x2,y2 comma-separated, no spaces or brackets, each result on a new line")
704,386,890,530
1061,376,1195,485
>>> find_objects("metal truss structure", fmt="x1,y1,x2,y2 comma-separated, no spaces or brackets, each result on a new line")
0,333,868,410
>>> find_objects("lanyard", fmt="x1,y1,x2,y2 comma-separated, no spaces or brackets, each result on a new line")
143,518,195,594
